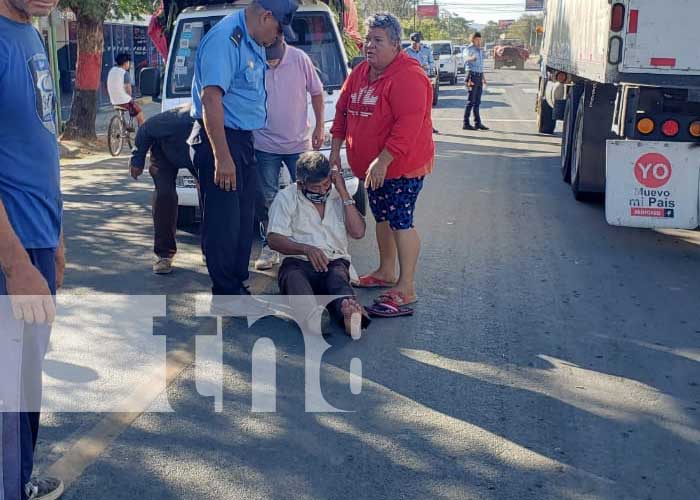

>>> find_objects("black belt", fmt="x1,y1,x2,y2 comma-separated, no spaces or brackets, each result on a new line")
468,71,483,75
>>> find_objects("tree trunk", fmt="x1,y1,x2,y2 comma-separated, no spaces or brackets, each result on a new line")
61,14,104,141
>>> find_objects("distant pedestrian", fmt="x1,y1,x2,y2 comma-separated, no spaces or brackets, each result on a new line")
129,104,196,275
1,0,66,497
331,12,434,317
253,35,325,271
404,32,440,135
107,53,145,127
463,32,489,131
189,0,299,297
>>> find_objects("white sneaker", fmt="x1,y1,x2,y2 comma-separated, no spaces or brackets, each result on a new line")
255,246,279,270
153,257,173,274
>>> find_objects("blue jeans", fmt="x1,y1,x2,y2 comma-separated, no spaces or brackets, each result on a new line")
1,248,56,500
255,151,301,235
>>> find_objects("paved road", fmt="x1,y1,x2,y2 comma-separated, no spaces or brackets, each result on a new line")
35,61,700,500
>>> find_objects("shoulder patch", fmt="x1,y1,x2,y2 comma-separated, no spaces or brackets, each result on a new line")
230,26,243,47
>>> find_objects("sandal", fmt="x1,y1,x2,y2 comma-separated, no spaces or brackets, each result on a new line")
354,275,397,289
374,290,418,307
366,299,414,318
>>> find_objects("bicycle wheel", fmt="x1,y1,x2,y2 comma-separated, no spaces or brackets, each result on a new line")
108,115,124,156
126,119,137,150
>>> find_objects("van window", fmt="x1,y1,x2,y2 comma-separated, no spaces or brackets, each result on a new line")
166,11,346,98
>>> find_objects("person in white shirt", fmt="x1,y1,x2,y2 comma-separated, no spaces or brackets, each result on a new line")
267,152,371,337
107,53,145,126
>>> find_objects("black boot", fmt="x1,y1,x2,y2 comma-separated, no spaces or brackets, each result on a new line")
462,123,475,130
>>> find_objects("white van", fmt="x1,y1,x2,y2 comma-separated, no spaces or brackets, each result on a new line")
142,0,365,226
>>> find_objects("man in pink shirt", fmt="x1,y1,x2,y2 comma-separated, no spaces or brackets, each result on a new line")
254,36,325,270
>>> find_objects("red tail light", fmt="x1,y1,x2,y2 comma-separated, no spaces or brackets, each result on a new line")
611,3,626,32
661,119,679,137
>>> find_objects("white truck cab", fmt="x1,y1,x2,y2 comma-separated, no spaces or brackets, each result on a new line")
429,40,458,85
143,0,364,226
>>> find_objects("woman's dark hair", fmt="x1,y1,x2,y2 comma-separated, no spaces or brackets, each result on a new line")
115,53,131,66
296,152,331,184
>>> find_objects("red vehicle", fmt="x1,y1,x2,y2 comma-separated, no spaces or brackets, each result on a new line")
494,39,529,70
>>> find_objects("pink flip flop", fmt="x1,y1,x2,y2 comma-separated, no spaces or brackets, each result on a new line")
354,275,397,289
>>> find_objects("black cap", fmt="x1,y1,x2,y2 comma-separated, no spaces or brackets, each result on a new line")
257,0,300,41
410,32,422,42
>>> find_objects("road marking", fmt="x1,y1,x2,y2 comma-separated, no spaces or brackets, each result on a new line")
486,88,506,95
45,348,193,488
521,88,539,94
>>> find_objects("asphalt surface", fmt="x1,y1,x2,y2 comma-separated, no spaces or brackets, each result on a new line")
34,60,700,500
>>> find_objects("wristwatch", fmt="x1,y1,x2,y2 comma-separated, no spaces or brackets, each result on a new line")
342,198,356,206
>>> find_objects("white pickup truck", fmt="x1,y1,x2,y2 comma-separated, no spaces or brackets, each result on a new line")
537,0,700,230
429,40,459,85
140,0,366,226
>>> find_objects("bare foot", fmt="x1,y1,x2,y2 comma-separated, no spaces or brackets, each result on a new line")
366,270,397,284
341,298,363,339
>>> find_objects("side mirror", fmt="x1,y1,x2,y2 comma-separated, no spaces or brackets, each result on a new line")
139,67,162,101
350,56,365,69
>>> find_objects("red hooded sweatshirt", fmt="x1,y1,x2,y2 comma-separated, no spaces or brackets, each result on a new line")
331,52,435,180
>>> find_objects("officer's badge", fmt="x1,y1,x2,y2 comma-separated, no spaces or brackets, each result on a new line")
248,60,254,70
230,26,243,46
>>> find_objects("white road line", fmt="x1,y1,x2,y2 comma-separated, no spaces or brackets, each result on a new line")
521,88,539,94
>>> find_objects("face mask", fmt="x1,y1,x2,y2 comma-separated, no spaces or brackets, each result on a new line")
302,187,331,204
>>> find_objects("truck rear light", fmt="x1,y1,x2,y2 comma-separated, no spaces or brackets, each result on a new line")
636,118,655,135
689,121,700,137
661,119,679,137
610,3,626,32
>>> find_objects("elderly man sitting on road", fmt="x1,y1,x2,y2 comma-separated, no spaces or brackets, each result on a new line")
267,152,371,337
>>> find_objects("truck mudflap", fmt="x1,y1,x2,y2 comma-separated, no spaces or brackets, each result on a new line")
605,140,700,229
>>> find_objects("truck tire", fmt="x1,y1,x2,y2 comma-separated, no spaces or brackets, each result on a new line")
570,93,596,202
177,206,197,228
517,60,525,70
494,61,501,69
560,95,574,183
537,95,556,135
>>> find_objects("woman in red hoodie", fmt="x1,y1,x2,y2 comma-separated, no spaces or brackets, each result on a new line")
330,12,434,316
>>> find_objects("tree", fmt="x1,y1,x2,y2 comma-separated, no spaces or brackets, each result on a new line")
480,21,500,44
59,0,150,141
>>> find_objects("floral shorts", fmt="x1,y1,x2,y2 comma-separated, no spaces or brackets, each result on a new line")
368,176,424,230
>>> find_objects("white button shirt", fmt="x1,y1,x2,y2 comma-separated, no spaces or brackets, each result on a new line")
267,184,351,263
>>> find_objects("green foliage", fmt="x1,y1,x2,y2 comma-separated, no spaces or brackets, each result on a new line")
58,0,151,21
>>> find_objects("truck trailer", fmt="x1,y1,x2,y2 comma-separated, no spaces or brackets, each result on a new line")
536,0,700,229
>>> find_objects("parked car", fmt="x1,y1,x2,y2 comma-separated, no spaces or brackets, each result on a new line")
428,40,458,85
140,0,366,227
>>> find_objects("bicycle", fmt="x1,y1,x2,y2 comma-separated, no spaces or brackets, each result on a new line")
107,106,137,156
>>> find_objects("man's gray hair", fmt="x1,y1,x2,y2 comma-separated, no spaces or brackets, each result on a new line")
296,152,331,184
365,12,403,44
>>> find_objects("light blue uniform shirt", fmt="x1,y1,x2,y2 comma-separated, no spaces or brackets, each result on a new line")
464,43,485,73
404,44,435,72
191,9,267,131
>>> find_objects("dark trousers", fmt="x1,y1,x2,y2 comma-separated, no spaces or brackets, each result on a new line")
464,71,484,126
278,258,370,328
190,123,257,295
150,149,179,259
1,248,56,500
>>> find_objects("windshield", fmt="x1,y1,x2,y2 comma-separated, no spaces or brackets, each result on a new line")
166,11,347,99
431,43,452,56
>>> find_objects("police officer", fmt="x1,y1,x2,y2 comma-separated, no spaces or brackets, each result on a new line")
463,32,489,131
189,0,300,296
404,32,439,134
405,32,435,73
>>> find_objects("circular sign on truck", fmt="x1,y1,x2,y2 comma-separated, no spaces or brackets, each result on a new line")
634,152,672,188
